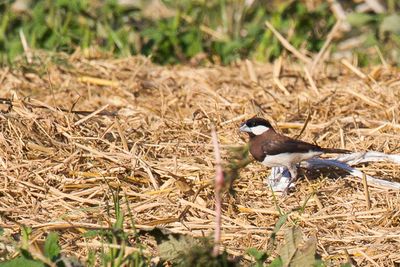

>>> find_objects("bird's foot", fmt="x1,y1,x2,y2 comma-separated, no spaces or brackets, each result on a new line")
282,177,297,195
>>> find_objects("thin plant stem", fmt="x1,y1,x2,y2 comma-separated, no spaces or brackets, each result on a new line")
211,125,224,256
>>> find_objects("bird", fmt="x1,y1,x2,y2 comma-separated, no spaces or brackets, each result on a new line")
239,117,350,187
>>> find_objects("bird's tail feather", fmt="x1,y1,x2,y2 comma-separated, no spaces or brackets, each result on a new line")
322,148,351,154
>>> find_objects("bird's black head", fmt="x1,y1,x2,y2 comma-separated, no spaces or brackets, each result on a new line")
244,118,272,128
239,117,273,136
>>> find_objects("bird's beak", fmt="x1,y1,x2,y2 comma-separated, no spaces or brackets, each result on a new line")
239,123,252,133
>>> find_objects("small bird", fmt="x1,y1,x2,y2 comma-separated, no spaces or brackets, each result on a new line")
239,117,350,185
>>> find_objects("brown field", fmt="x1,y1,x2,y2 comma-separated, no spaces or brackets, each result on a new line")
1,53,400,266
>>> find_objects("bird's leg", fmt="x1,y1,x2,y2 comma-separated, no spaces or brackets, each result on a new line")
288,165,298,182
284,164,298,194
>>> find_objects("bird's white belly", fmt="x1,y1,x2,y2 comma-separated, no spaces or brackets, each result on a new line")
261,151,323,167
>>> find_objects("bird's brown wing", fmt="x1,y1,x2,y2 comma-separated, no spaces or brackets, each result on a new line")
261,135,323,156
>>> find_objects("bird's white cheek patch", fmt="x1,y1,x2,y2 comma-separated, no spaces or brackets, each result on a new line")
251,125,269,135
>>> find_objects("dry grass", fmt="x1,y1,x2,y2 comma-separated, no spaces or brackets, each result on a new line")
0,52,400,266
